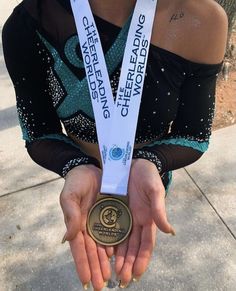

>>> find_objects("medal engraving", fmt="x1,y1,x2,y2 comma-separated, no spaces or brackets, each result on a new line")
87,197,132,246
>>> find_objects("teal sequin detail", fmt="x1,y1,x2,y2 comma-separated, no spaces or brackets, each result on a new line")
19,118,30,141
38,32,93,118
146,138,209,153
37,16,131,119
64,35,84,68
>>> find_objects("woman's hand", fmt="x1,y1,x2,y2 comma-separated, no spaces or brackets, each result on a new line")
115,159,175,287
60,164,111,290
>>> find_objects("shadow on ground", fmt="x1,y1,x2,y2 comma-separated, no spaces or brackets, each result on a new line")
0,106,18,131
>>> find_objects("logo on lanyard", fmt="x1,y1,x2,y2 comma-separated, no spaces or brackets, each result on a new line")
109,146,125,161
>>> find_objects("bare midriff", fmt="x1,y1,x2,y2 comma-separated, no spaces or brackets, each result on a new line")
69,133,151,165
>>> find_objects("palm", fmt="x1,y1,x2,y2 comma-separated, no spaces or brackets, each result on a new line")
60,165,111,290
115,159,174,286
128,173,154,226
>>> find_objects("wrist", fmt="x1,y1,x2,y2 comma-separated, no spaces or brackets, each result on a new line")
62,156,101,178
65,164,101,180
132,149,163,173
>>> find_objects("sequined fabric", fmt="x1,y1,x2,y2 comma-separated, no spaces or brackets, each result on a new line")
2,0,222,180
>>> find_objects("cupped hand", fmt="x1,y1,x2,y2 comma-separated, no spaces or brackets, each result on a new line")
60,164,111,290
115,159,175,287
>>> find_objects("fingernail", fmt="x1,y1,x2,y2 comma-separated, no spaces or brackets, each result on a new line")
132,276,141,282
119,282,128,289
61,233,67,244
104,281,108,287
170,227,176,236
83,282,90,290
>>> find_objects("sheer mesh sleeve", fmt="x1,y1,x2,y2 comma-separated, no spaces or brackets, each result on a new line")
2,6,100,177
133,62,222,174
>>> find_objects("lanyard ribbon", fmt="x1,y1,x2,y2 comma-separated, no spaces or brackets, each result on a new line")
70,0,158,195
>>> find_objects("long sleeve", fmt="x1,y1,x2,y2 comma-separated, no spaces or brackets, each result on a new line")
2,2,223,181
2,6,100,177
133,61,222,174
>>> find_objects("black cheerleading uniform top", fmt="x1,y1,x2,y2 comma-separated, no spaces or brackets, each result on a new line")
2,0,222,185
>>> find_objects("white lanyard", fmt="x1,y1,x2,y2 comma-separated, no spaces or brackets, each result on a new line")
70,0,157,195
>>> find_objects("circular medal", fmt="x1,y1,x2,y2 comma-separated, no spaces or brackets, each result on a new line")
87,197,132,246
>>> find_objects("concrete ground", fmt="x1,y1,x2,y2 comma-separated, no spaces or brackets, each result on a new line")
0,1,236,291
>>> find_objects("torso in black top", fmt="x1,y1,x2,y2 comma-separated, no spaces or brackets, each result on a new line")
2,0,222,184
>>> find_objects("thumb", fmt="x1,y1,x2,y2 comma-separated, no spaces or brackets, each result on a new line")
60,194,82,241
151,189,175,235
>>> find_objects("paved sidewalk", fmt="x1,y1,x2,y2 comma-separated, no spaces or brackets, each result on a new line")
1,1,236,291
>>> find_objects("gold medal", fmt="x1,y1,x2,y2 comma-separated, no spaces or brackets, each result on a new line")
87,195,132,246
